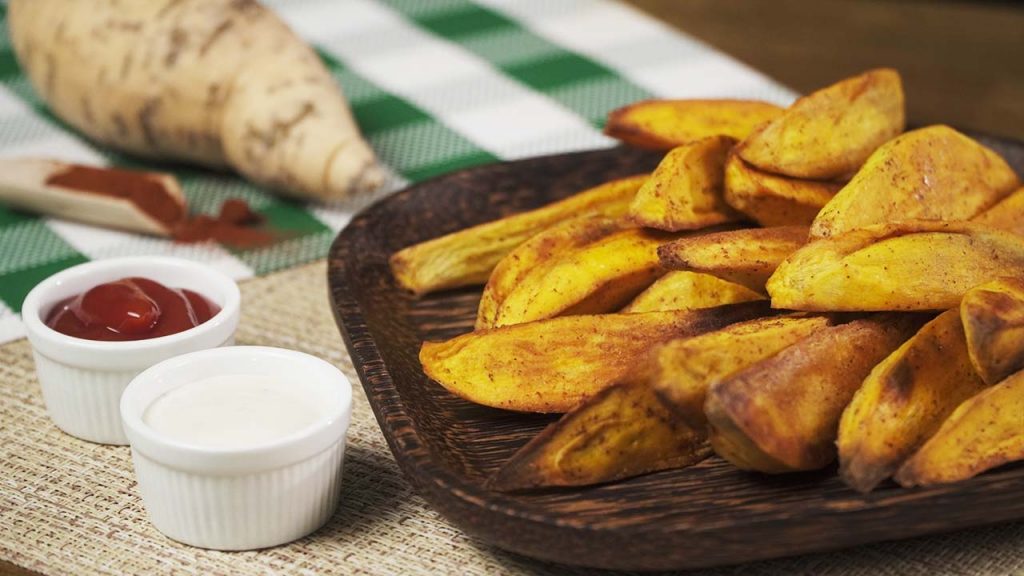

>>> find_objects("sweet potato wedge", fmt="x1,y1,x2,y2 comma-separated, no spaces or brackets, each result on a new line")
390,174,646,295
658,226,808,291
961,278,1024,385
896,368,1024,487
837,309,987,493
736,68,905,180
629,136,741,231
604,99,783,151
767,221,1024,311
973,186,1024,238
476,215,624,329
420,301,770,413
705,315,924,473
653,314,833,428
723,153,840,226
488,382,711,490
493,227,675,327
810,125,1020,239
622,271,763,314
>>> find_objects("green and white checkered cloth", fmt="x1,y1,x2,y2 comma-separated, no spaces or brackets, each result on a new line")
0,0,795,343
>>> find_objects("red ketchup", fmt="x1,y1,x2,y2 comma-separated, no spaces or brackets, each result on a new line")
45,277,220,341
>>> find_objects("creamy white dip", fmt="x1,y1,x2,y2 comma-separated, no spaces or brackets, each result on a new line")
143,374,326,449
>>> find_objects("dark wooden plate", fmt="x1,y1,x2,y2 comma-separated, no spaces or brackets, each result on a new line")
327,136,1024,572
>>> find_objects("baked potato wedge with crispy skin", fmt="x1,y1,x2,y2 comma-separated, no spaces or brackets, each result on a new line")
810,125,1020,239
736,68,905,180
629,136,741,231
622,271,763,314
604,99,783,151
476,216,624,329
705,315,925,473
488,381,711,491
896,368,1024,487
493,227,676,327
420,301,770,413
658,226,808,291
653,314,833,428
973,186,1024,238
767,221,1024,311
723,153,840,226
838,309,986,493
390,174,646,295
961,278,1024,385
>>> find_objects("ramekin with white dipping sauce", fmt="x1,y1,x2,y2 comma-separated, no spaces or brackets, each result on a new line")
21,257,240,444
120,346,352,550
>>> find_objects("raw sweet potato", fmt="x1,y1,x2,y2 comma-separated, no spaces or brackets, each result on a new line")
390,175,646,295
658,226,808,291
961,278,1024,385
972,187,1024,238
896,368,1024,487
653,314,832,428
492,227,673,327
8,0,383,201
837,309,986,493
723,153,840,227
767,221,1024,311
476,216,623,329
736,68,905,180
604,99,783,151
420,301,769,413
705,315,924,473
810,126,1020,239
488,382,711,490
629,136,741,231
622,271,763,314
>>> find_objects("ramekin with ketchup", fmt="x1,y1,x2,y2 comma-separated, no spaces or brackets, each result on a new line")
21,257,240,444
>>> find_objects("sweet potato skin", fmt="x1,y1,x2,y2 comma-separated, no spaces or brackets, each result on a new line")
488,382,711,491
604,99,783,151
9,0,383,201
896,368,1024,487
420,301,770,413
476,216,623,329
768,221,1024,311
658,226,808,291
653,314,832,428
723,153,840,227
838,309,987,493
810,126,1020,239
961,278,1024,386
622,271,763,314
736,68,905,180
706,315,925,473
629,136,740,231
390,175,645,295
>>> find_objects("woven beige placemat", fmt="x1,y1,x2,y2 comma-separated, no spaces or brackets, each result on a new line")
3,261,1024,576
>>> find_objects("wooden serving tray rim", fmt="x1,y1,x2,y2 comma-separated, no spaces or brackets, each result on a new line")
327,143,1024,571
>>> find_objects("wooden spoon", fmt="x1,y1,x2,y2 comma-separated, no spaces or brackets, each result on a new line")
0,158,186,236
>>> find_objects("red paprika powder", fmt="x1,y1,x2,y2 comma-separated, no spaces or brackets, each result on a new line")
45,164,278,249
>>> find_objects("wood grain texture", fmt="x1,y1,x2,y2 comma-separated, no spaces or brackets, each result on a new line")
0,561,44,576
328,137,1024,571
622,0,1024,141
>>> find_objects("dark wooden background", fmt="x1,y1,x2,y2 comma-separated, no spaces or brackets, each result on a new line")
623,0,1024,141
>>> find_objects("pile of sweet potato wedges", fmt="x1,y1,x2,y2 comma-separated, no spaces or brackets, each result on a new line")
389,69,1024,494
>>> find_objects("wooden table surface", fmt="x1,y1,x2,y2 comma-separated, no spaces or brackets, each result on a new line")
624,0,1024,141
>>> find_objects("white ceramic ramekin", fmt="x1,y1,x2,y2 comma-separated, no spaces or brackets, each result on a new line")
21,257,240,445
120,346,352,550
